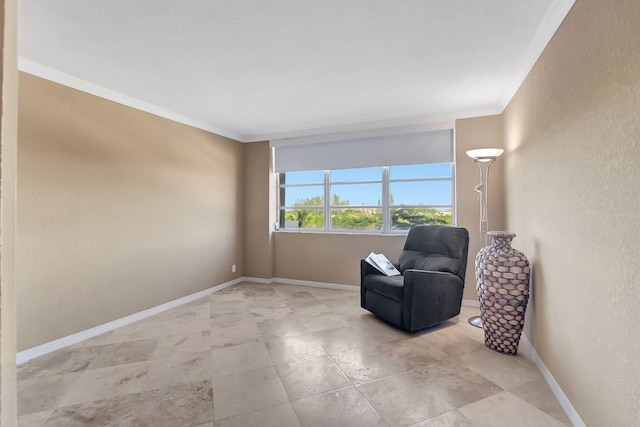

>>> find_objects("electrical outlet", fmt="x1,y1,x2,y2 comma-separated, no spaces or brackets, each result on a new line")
232,264,237,273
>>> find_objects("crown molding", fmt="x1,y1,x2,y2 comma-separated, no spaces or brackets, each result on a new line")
20,0,574,150
497,0,576,110
18,58,247,142
252,106,502,143
19,58,487,145
18,59,502,144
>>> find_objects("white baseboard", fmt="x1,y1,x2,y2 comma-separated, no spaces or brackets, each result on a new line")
17,273,584,427
242,276,274,285
462,299,480,308
17,276,358,364
242,276,359,292
16,277,244,365
272,277,359,292
519,334,585,427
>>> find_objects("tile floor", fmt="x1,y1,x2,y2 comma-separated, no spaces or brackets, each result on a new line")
18,282,572,426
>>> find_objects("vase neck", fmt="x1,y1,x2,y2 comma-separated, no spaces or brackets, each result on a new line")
488,231,515,251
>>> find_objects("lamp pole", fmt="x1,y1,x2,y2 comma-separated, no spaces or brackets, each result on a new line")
475,156,497,247
465,148,503,328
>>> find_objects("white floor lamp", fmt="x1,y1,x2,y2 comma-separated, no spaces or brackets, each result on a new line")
465,148,504,328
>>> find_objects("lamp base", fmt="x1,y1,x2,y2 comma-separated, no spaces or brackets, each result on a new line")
468,315,482,328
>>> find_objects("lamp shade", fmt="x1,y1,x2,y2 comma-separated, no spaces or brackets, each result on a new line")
466,148,504,162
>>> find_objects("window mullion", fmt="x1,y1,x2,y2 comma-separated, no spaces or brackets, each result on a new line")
276,173,280,226
324,170,331,231
451,162,456,225
382,166,390,233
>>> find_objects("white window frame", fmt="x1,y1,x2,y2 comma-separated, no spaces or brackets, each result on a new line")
277,164,455,234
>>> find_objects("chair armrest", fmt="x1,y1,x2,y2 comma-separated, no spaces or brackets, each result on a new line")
361,259,384,307
361,258,383,279
402,269,464,330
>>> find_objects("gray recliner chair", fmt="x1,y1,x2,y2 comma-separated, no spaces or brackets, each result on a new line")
360,225,470,332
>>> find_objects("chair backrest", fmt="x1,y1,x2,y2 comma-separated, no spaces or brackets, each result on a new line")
398,225,469,280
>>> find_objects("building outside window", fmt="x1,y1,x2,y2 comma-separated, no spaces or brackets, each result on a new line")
278,162,453,233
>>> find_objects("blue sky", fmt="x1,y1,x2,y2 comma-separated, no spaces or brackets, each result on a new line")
282,163,452,207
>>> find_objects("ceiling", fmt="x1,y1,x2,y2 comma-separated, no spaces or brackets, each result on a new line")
18,0,574,142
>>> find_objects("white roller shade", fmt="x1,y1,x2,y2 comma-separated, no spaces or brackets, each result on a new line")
271,129,453,172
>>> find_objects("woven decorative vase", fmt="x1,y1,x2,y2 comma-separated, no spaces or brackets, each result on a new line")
475,231,530,355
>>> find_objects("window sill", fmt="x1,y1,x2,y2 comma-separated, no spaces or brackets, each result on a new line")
273,229,408,236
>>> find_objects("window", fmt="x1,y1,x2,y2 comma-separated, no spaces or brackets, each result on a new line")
278,163,453,232
271,127,455,232
278,170,325,230
388,163,453,230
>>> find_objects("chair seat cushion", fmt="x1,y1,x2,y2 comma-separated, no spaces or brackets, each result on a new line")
363,274,404,302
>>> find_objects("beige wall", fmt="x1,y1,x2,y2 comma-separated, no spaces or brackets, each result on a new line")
455,115,506,301
502,0,640,425
17,73,245,351
1,0,18,422
274,232,405,287
243,141,274,279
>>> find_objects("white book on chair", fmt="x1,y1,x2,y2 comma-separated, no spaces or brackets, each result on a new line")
365,252,401,276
